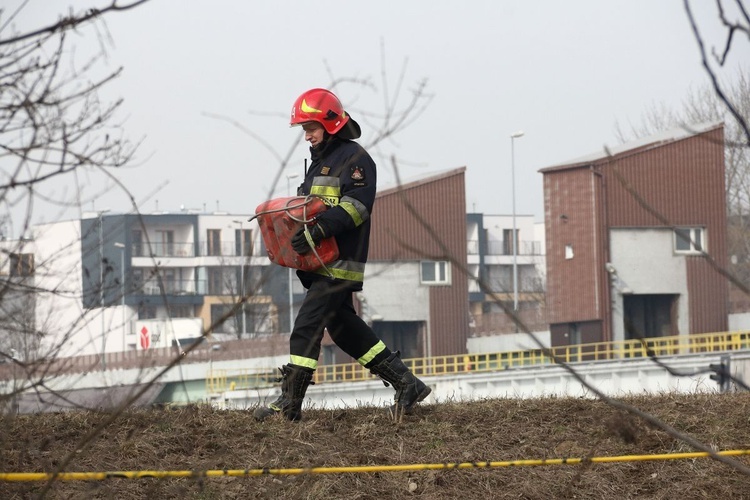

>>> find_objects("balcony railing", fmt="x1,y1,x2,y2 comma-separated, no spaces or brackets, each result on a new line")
200,241,259,258
487,240,541,256
137,279,267,296
467,240,542,256
132,242,195,258
137,279,207,295
130,241,263,258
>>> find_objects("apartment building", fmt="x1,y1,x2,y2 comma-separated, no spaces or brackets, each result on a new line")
466,213,547,336
21,211,289,359
541,122,727,345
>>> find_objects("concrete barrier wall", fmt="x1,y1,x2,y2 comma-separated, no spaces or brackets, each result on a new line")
217,353,750,411
4,352,748,413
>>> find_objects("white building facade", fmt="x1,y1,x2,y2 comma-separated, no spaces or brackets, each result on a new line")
20,211,292,360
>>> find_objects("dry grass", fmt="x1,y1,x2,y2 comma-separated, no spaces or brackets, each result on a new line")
1,392,749,499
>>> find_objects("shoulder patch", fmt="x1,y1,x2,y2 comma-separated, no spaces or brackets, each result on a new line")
350,166,365,181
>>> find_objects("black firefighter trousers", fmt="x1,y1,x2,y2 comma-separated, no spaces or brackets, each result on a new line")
290,279,388,369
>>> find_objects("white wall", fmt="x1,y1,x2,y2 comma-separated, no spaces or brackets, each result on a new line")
467,331,551,353
361,262,429,322
197,214,253,243
32,220,100,358
483,214,538,253
534,222,546,256
729,314,750,331
609,228,690,341
133,318,203,350
34,218,134,358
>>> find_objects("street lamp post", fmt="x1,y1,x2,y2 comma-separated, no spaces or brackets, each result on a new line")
286,172,300,333
232,220,247,335
114,242,126,351
510,131,524,312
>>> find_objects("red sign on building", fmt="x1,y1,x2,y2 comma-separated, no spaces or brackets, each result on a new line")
139,326,151,350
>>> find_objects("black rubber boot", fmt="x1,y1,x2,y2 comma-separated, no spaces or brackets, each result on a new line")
253,364,314,421
370,351,431,414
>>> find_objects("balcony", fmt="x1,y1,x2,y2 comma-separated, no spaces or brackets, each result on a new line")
200,240,261,258
133,278,266,297
138,279,207,296
130,241,265,258
132,242,195,258
467,240,542,256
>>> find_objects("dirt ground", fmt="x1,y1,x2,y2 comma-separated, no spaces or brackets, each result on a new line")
1,392,749,499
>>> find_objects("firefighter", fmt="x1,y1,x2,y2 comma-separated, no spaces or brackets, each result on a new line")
254,88,431,421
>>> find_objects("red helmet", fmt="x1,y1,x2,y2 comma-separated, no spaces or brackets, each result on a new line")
290,88,350,135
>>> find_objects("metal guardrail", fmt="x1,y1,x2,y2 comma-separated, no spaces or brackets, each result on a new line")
205,331,750,394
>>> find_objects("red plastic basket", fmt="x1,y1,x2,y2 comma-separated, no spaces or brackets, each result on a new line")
254,196,339,271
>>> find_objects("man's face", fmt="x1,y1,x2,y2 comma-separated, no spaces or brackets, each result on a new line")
302,122,325,148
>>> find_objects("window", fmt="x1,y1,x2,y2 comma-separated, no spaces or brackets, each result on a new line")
138,305,157,319
207,229,222,256
235,229,253,256
249,267,268,295
674,227,705,254
322,345,336,365
246,303,273,334
488,265,511,292
170,305,194,318
156,230,174,256
502,228,518,256
236,266,249,298
421,261,450,285
163,269,177,294
210,304,239,334
208,268,225,295
132,230,143,257
131,268,144,291
565,244,574,260
209,303,273,335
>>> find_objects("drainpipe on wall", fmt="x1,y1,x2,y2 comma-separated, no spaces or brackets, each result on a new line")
591,164,612,342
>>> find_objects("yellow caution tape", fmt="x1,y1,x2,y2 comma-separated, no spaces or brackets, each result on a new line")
1,449,748,482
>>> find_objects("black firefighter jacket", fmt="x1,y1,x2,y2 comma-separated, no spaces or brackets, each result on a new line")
297,137,376,291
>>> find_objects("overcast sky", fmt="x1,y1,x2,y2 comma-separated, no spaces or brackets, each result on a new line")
5,1,750,235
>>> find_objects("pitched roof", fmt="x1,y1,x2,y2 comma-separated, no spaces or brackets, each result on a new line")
377,166,467,198
539,121,723,173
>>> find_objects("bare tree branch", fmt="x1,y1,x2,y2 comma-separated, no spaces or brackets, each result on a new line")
0,0,151,46
684,0,750,144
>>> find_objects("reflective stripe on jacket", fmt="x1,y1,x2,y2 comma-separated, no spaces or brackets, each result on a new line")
298,138,376,289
